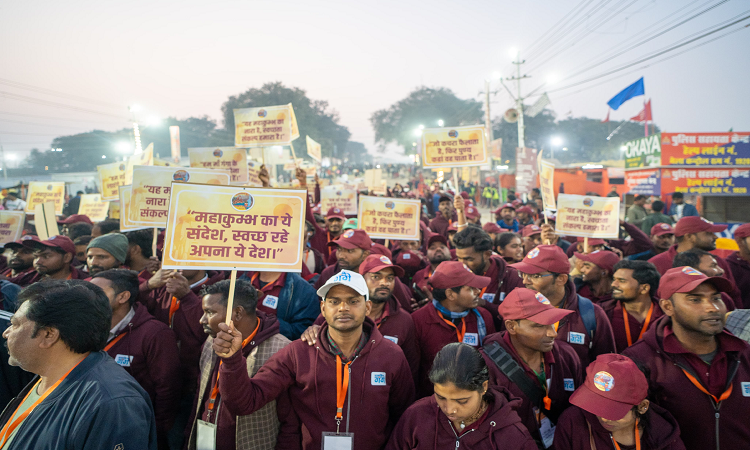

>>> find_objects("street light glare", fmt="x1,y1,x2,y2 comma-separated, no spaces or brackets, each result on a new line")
128,104,142,113
145,116,161,126
509,48,518,58
492,71,501,80
101,155,107,159
116,142,132,153
547,73,558,85
418,124,425,130
438,119,444,127
551,137,563,146
413,129,422,137
620,146,628,151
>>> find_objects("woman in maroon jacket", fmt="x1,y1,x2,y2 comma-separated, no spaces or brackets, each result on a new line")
555,353,686,450
387,343,537,450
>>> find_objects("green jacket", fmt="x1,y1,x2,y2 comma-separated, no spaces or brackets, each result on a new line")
641,212,674,234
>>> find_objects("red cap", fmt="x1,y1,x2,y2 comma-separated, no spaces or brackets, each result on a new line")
674,216,727,237
438,194,453,203
512,199,523,207
427,234,448,248
482,223,502,234
428,261,490,290
570,354,648,421
497,288,573,325
522,224,542,238
359,254,405,278
368,242,392,260
395,250,421,272
447,222,458,232
658,266,733,299
492,203,515,214
58,214,93,226
4,235,40,250
516,206,534,215
23,235,76,255
576,237,606,246
328,229,373,250
326,207,346,221
650,223,674,237
460,192,470,200
574,250,620,274
465,206,481,220
512,244,570,274
735,223,750,239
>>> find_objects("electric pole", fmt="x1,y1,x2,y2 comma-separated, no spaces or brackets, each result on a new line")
501,51,530,149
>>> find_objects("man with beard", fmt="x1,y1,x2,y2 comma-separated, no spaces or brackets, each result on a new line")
623,267,750,450
574,250,619,304
428,193,456,239
2,238,37,285
86,234,127,276
600,260,664,352
412,234,452,306
494,203,519,232
628,223,675,261
314,229,372,289
24,235,86,281
673,249,740,311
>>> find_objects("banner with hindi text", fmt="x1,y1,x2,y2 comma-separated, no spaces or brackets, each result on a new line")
556,194,620,238
0,211,25,245
77,194,109,222
320,186,357,215
97,161,128,201
189,147,248,184
537,153,556,211
306,136,322,162
25,182,65,214
358,196,421,240
421,125,488,168
234,104,300,147
119,186,149,232
125,143,154,184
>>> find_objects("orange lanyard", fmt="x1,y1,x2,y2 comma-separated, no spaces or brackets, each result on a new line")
0,358,84,448
681,368,733,404
611,419,641,450
441,316,466,343
169,278,208,326
250,272,280,292
104,332,128,352
479,287,487,299
207,320,261,412
335,355,351,421
624,304,654,347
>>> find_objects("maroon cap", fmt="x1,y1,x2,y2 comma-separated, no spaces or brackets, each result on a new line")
674,216,727,237
438,194,453,203
395,250,421,272
447,221,459,233
574,250,620,274
428,261,490,290
359,254,405,278
492,203,515,214
58,214,93,226
465,206,480,220
326,207,346,221
512,199,523,207
658,266,733,299
735,223,750,239
570,354,648,421
4,235,40,250
522,224,542,238
328,229,373,250
512,244,570,274
516,206,534,215
497,288,573,325
482,223,503,234
460,192,470,200
650,223,674,237
23,235,76,255
368,242,392,260
576,237,606,246
427,234,448,248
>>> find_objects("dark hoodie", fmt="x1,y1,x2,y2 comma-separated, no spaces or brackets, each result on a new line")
385,387,538,450
600,295,665,353
315,263,415,313
554,404,686,450
105,303,181,439
475,256,525,330
218,317,415,450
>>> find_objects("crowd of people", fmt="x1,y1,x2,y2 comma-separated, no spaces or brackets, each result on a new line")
0,166,749,450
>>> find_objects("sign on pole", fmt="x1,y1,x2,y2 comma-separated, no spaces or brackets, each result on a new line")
77,194,109,222
0,211,25,245
169,126,181,163
234,104,300,147
161,183,306,271
119,185,150,232
34,202,59,240
421,125,489,167
26,182,65,214
125,143,154,184
320,186,357,215
306,136,322,162
98,161,128,201
188,147,249,185
537,152,556,211
358,196,421,240
556,194,621,238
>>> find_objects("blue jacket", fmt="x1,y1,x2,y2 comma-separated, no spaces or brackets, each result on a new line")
241,272,319,341
497,218,520,232
0,280,30,408
668,202,698,218
0,351,157,450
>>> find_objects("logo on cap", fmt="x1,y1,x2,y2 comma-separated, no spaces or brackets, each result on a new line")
343,230,354,238
463,264,472,273
468,208,474,213
231,192,254,211
681,267,702,276
333,272,351,282
527,248,540,259
49,236,58,241
334,208,341,213
660,223,670,229
594,371,615,392
535,292,551,305
21,235,34,241
379,255,392,264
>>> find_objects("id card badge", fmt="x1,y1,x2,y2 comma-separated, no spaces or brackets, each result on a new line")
322,432,354,450
196,420,217,450
533,407,555,449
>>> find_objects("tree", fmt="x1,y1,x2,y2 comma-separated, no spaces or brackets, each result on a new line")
342,141,372,164
370,87,483,154
221,82,351,160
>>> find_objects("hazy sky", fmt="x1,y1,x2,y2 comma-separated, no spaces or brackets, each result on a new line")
1,0,748,164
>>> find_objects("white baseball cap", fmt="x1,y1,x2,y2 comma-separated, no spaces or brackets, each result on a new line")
316,270,369,301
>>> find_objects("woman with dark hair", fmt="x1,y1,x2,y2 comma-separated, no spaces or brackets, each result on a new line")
555,354,685,450
496,232,523,263
387,343,536,450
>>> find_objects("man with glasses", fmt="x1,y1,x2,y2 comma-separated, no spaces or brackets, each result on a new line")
511,245,615,368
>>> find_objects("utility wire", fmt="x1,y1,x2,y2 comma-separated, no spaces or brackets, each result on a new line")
0,91,129,119
0,78,123,109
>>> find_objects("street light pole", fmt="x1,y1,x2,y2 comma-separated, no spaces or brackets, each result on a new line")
500,51,530,150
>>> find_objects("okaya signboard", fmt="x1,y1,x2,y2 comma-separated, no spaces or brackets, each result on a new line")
623,134,661,169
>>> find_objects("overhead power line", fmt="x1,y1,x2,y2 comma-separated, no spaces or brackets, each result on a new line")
0,77,123,109
0,91,129,120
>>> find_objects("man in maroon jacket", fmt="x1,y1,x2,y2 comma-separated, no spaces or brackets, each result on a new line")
623,267,750,450
314,229,372,290
428,193,456,239
649,216,733,277
512,245,616,368
600,259,664,352
211,270,415,450
2,238,36,285
482,288,583,449
24,235,87,282
726,223,750,308
413,261,496,397
411,234,451,302
574,250,619,304
89,269,181,449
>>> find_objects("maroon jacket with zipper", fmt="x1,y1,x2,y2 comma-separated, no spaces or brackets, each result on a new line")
477,256,526,330
385,387,537,450
218,317,415,450
315,263,414,313
554,404,686,450
623,316,750,450
600,295,665,353
105,303,181,438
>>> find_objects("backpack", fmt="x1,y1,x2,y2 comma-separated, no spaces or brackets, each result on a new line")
577,295,597,348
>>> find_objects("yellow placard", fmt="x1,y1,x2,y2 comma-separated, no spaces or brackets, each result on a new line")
306,136,322,162
77,194,109,222
109,201,120,220
129,166,232,228
34,202,59,240
189,147,249,184
26,182,65,214
320,187,357,215
119,185,149,232
421,125,488,168
358,196,421,240
537,153,556,211
364,169,382,189
0,211,25,245
153,158,177,167
556,194,621,238
162,183,306,271
125,143,154,184
247,161,263,187
97,161,128,201
234,103,299,147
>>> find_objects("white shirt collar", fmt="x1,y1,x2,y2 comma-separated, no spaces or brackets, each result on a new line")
108,306,135,342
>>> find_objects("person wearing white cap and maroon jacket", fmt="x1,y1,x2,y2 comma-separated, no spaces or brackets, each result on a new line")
726,223,750,308
574,250,620,304
623,267,750,450
512,245,616,368
211,270,415,450
481,288,583,449
413,261,496,398
555,354,686,450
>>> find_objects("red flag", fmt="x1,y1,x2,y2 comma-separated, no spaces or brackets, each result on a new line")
601,110,610,123
630,99,652,122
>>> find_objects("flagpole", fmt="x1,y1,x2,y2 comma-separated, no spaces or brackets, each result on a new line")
644,99,648,137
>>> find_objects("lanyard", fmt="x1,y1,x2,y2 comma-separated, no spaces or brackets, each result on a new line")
104,332,128,352
611,419,641,450
335,355,351,432
206,320,261,415
479,287,487,299
250,273,279,292
169,278,208,326
0,358,84,448
624,304,654,347
681,368,733,404
441,315,466,343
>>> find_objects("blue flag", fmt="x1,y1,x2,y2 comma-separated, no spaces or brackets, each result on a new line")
607,77,644,110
